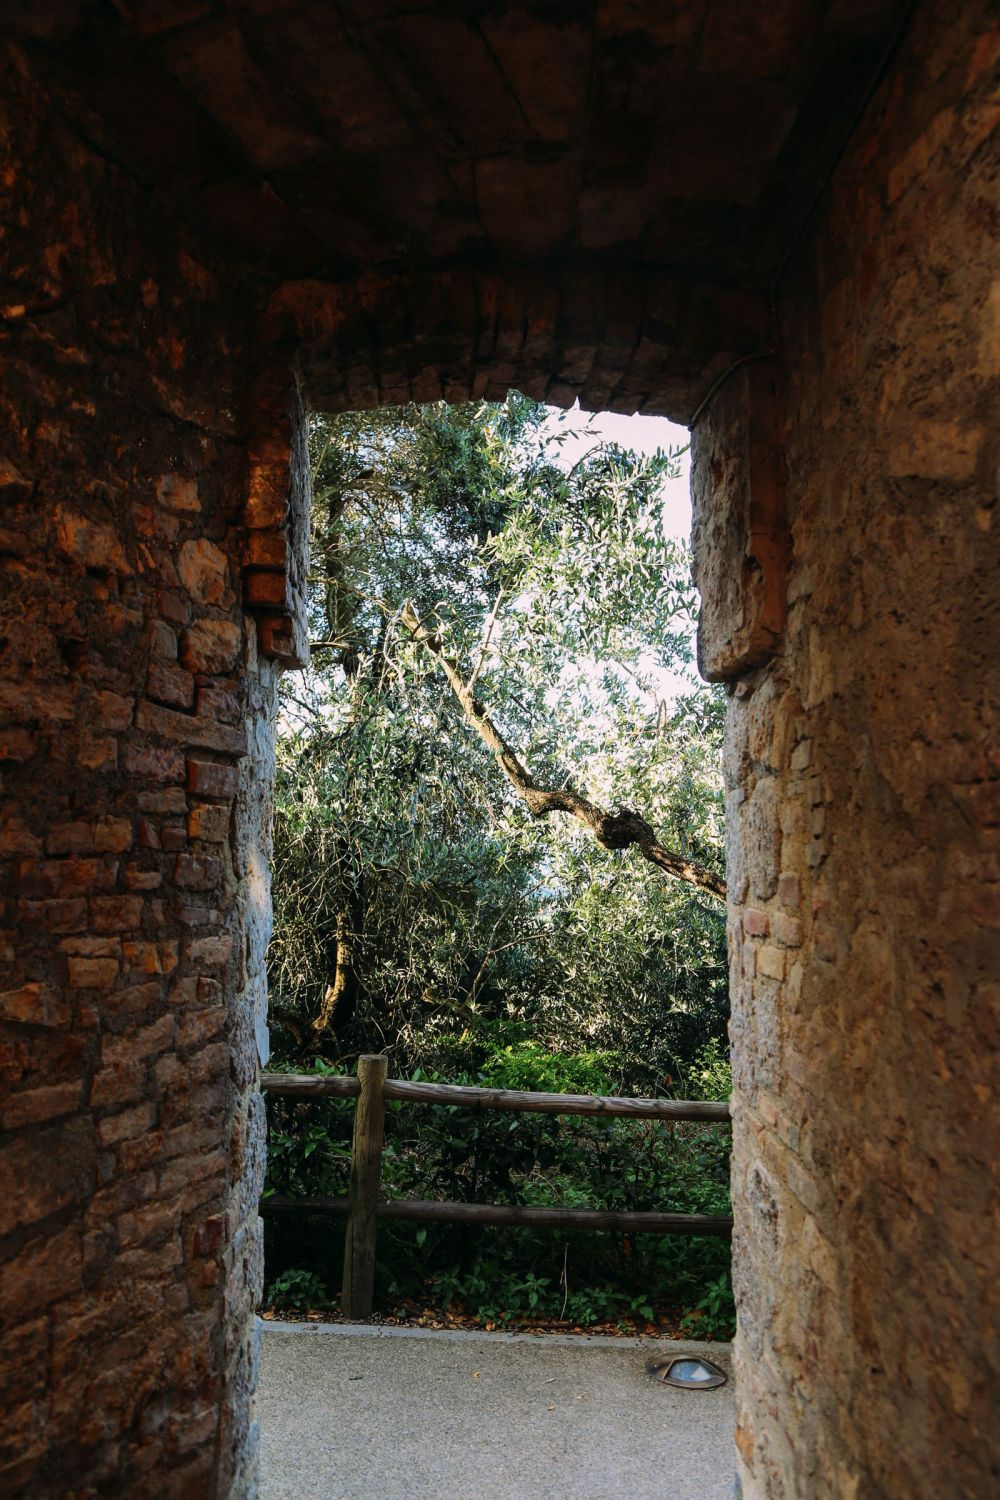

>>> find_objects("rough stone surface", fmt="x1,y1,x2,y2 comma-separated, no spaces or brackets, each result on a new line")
0,40,272,1499
692,4,1000,1495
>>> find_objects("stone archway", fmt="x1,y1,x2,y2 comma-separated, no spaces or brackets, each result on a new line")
0,3,997,1498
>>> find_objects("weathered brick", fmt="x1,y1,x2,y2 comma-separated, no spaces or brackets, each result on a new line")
77,734,118,771
17,898,88,933
158,588,191,626
0,1225,82,1320
53,505,131,575
0,1118,95,1236
138,787,187,815
196,685,241,724
136,698,247,755
89,895,144,933
66,956,120,989
46,822,94,856
124,743,185,782
179,619,241,675
94,817,133,854
178,539,231,606
757,944,786,981
59,934,120,958
187,758,240,800
185,932,232,968
188,802,231,842
174,853,223,890
0,726,36,760
137,817,160,850
123,940,178,975
156,473,200,514
2,1080,81,1128
94,690,134,730
97,1103,157,1146
18,857,118,899
0,983,70,1027
176,1005,227,1051
0,816,42,856
772,912,803,948
147,662,195,710
148,621,178,661
743,908,771,938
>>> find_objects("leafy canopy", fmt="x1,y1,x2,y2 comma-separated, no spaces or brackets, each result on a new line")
269,394,727,1092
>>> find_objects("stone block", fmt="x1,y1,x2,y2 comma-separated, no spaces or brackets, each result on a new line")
137,698,247,756
2,1080,81,1128
197,686,241,724
179,619,242,675
179,539,232,607
692,362,788,681
53,505,132,576
148,621,179,661
744,908,771,938
187,758,240,800
188,802,231,842
66,956,120,989
0,1225,83,1321
16,898,87,934
125,743,186,782
0,982,70,1027
0,1118,95,1236
156,473,200,513
185,932,233,968
90,896,144,933
174,853,224,890
147,663,196,710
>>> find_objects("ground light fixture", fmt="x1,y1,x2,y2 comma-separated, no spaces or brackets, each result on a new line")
647,1355,728,1390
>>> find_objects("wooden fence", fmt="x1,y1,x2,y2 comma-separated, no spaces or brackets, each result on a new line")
261,1054,733,1319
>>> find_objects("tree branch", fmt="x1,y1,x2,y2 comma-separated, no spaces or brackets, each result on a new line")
400,603,726,902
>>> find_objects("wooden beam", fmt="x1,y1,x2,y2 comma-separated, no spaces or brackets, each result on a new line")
262,1195,732,1239
261,1072,361,1099
261,1072,730,1122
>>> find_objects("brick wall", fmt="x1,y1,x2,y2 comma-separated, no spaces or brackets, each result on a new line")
0,42,280,1497
693,3,1000,1494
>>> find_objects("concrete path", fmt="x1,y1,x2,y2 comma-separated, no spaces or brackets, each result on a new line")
259,1322,735,1500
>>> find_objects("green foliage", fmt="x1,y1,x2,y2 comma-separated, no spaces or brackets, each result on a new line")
681,1037,733,1102
269,394,726,1084
266,1267,329,1310
679,1272,736,1340
263,394,732,1335
478,1034,613,1096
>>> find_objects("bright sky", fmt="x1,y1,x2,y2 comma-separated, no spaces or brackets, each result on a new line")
540,403,692,542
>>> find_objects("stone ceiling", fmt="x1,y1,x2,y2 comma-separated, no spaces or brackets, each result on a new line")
13,0,912,291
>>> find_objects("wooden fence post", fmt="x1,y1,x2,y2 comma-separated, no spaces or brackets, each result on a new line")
342,1053,387,1319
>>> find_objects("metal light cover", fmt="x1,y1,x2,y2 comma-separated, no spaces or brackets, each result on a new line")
647,1355,727,1390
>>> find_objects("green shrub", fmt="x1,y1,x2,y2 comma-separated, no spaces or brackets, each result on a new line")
262,1048,734,1336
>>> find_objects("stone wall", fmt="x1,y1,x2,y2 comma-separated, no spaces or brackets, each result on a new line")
693,2,1000,1494
0,42,282,1497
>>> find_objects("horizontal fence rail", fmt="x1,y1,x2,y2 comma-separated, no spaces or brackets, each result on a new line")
261,1195,734,1238
262,1072,731,1122
262,1056,733,1318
